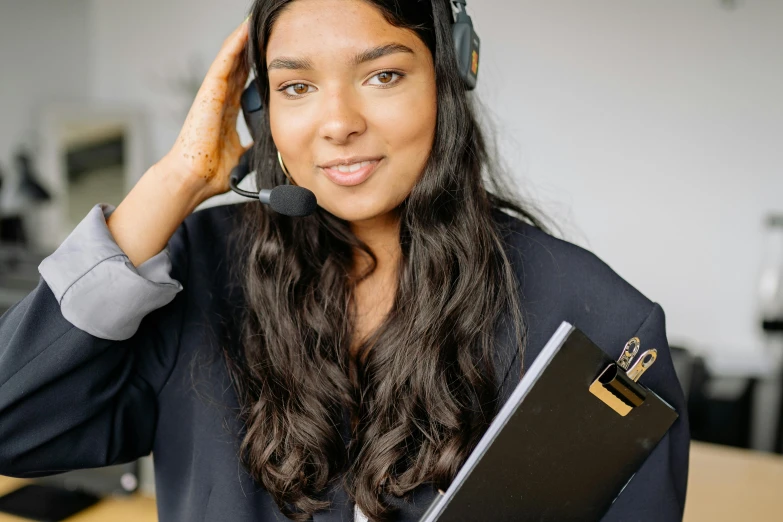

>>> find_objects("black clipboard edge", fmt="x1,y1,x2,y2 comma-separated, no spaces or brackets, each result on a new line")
419,321,575,522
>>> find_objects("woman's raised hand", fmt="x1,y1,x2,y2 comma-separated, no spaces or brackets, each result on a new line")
161,18,251,202
107,19,252,268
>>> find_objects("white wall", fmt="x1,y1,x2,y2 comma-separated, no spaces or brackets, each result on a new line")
470,0,783,363
87,0,783,363
0,0,92,214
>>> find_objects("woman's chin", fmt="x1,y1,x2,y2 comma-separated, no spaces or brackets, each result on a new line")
321,198,398,224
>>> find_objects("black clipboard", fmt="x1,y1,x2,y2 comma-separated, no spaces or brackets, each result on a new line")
420,321,678,522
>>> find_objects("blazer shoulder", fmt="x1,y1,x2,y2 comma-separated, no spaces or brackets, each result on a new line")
177,201,253,264
493,208,652,313
172,201,252,305
491,208,656,364
183,201,248,241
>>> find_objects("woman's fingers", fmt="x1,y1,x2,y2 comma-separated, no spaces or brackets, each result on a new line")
226,40,250,103
205,19,250,83
161,17,253,194
188,17,249,135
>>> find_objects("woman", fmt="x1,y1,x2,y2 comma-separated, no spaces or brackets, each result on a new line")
0,0,689,521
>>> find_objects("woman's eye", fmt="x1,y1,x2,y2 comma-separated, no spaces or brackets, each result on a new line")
367,71,403,87
282,83,314,97
279,72,403,97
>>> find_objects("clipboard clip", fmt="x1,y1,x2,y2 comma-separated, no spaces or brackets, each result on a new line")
616,337,640,371
589,337,658,417
627,349,657,382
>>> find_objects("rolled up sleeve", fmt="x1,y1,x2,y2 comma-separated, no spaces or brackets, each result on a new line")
37,203,183,341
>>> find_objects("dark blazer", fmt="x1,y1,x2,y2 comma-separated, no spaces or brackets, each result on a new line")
0,203,689,521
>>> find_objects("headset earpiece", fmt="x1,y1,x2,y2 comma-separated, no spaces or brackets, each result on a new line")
451,0,480,90
240,81,264,143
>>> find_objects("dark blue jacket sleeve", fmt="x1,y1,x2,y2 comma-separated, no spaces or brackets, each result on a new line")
0,221,190,478
602,303,690,522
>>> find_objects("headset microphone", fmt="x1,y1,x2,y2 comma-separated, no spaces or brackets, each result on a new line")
228,83,318,217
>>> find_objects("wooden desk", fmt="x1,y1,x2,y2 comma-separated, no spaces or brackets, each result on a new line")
684,441,783,521
0,477,157,522
2,441,781,521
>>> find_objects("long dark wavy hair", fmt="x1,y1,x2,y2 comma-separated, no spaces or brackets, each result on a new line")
223,0,551,519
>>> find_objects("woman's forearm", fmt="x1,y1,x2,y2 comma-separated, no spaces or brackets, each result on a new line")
106,157,208,267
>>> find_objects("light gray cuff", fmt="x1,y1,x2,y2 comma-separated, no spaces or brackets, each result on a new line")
38,203,184,341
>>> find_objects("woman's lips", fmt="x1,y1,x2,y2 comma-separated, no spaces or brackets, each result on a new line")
321,159,382,187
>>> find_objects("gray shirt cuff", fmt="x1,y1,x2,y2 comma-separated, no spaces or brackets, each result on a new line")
38,203,184,341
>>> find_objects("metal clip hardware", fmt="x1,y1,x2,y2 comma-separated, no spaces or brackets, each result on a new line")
616,337,641,371
589,340,658,417
626,349,657,382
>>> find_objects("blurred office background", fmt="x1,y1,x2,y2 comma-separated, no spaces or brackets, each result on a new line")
0,0,782,520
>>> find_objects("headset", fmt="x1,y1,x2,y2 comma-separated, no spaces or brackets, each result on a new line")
229,0,480,216
451,0,481,90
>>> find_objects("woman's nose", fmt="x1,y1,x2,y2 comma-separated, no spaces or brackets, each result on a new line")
317,88,367,144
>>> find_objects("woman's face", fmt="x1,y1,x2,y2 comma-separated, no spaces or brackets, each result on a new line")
265,0,438,224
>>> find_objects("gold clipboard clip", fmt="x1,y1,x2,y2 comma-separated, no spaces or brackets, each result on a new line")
616,337,640,371
589,337,658,417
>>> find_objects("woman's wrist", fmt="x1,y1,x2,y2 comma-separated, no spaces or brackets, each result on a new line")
106,157,210,267
151,154,215,215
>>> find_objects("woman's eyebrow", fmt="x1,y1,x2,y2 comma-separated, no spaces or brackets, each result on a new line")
267,43,415,71
268,56,315,71
351,43,415,66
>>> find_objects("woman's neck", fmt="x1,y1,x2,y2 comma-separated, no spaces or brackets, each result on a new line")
350,209,402,277
348,209,402,356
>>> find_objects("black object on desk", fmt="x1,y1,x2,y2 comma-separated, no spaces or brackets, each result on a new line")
0,484,100,521
420,321,679,522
